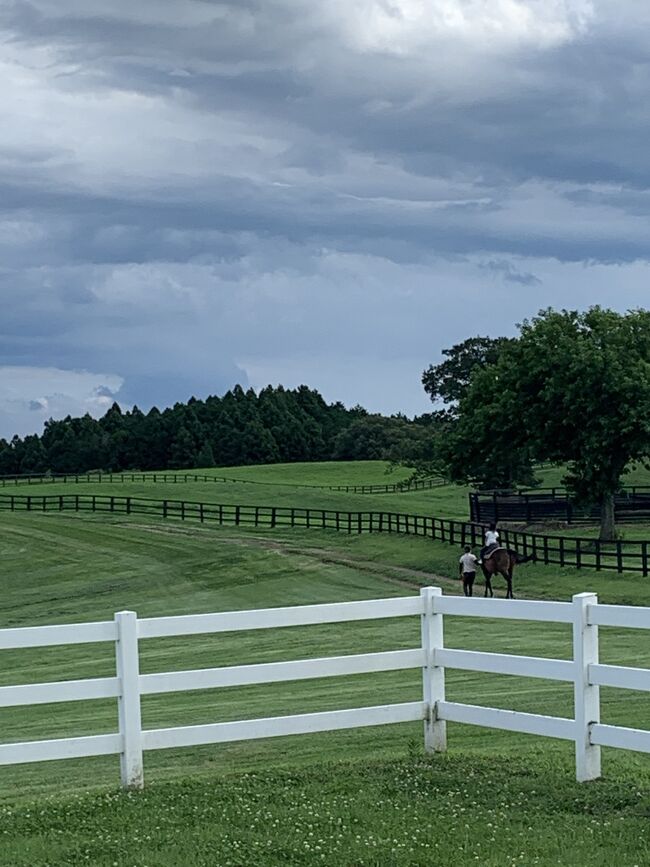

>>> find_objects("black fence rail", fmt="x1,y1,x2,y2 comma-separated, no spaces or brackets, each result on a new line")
0,471,447,495
2,493,648,576
470,489,650,525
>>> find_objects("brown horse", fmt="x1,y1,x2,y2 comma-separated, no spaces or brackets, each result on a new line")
481,548,530,599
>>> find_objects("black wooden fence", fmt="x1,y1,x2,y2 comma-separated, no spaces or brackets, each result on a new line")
0,471,446,495
470,489,650,524
2,493,648,576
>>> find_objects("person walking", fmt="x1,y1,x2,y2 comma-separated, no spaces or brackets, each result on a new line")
459,545,478,597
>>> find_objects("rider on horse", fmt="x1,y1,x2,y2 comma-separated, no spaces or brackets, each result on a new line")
480,523,500,562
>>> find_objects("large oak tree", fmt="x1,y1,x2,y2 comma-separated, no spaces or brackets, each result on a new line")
443,308,650,540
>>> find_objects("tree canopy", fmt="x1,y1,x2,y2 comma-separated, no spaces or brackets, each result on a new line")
422,336,514,416
441,307,650,539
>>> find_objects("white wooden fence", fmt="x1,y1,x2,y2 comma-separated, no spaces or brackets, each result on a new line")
1,588,649,789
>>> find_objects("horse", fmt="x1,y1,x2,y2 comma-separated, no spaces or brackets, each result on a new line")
481,548,530,599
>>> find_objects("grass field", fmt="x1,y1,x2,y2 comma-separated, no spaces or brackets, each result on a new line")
1,461,650,865
204,459,415,486
7,459,650,527
4,752,650,866
3,461,472,519
534,462,650,490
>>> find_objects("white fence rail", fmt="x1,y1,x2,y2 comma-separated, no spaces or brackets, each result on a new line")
1,589,649,788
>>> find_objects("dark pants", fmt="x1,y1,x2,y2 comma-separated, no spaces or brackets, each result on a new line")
480,543,498,561
462,571,476,597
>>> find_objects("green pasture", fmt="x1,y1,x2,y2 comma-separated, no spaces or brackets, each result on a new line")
1,461,649,865
204,459,414,486
6,458,650,529
4,752,650,867
0,513,648,787
534,461,650,490
3,466,472,520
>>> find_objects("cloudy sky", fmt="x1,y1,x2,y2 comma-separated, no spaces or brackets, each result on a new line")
1,0,649,437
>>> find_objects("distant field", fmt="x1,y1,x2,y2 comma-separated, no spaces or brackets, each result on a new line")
9,458,650,532
6,461,472,519
530,462,650,490
206,459,415,486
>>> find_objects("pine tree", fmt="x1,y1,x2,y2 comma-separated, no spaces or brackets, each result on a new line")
196,441,216,468
169,427,197,469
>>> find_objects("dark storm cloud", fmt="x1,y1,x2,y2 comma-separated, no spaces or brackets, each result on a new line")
480,260,542,287
1,0,650,435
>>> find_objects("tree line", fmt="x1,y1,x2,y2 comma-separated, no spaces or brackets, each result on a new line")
0,385,433,476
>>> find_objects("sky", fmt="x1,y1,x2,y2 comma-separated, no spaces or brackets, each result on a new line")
2,0,650,438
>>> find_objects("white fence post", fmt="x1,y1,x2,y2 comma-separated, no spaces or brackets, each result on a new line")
420,586,446,752
115,610,144,789
572,592,601,782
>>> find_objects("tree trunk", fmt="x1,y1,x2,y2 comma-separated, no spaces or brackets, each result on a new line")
599,493,616,542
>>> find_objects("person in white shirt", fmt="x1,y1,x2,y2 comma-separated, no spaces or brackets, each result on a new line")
458,545,478,596
481,523,500,562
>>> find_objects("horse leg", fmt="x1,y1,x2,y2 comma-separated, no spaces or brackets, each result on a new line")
482,568,493,598
504,568,514,600
506,558,515,599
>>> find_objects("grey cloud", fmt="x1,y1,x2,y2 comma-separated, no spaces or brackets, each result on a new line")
480,260,542,287
1,1,650,435
94,384,117,397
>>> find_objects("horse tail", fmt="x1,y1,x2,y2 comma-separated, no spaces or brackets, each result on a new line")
508,550,534,564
